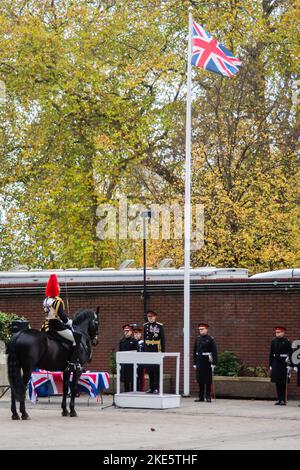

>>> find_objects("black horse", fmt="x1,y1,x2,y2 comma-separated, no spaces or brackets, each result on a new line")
7,308,99,420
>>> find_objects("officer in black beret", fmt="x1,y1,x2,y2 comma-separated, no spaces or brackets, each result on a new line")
193,323,218,403
269,326,292,405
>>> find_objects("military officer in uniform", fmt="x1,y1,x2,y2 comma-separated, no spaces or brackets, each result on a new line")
193,323,218,403
269,326,292,405
119,324,139,392
133,327,145,391
144,310,166,394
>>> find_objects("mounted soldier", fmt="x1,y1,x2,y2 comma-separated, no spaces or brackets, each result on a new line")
41,274,82,372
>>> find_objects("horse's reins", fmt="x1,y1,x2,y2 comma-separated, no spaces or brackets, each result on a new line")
73,321,93,362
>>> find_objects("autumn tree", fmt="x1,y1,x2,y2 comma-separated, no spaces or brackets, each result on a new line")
0,0,299,272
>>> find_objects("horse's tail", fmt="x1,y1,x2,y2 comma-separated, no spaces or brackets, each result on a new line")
7,335,26,401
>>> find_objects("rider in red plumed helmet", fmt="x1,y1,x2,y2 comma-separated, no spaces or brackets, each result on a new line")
41,274,82,371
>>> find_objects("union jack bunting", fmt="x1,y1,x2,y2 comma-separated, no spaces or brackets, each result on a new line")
192,21,242,78
29,370,110,403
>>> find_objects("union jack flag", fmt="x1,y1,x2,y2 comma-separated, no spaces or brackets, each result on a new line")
29,371,59,403
192,22,242,78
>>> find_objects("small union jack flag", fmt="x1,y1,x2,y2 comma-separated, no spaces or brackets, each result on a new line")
192,22,242,78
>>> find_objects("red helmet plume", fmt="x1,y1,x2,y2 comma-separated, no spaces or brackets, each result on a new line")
45,274,60,298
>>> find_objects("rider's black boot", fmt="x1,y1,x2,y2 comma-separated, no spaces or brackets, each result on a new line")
68,332,83,372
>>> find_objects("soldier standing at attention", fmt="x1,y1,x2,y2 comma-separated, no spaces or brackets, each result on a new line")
144,310,166,394
119,324,138,392
269,326,292,406
193,323,218,403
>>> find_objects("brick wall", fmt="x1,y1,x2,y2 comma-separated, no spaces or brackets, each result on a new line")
1,279,300,396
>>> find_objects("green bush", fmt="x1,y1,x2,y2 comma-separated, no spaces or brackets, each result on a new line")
0,311,26,344
215,351,242,377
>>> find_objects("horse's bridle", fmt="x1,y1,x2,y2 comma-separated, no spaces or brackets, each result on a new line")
89,312,99,346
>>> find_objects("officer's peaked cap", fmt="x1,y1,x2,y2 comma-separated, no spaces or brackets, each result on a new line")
147,310,158,316
198,322,210,328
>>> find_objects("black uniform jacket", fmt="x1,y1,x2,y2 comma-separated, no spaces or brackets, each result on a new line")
193,334,218,385
143,321,166,353
269,337,292,384
119,337,138,383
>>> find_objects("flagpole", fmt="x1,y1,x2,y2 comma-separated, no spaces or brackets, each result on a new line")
183,7,193,397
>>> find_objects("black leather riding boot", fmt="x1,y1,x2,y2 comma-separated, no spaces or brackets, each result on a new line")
69,332,83,371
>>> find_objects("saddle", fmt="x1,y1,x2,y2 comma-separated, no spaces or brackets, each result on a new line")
43,330,72,351
43,330,90,360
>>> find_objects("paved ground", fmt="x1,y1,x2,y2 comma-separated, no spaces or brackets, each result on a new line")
1,393,300,450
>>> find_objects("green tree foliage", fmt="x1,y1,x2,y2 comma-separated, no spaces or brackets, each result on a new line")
0,0,299,272
215,351,242,377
